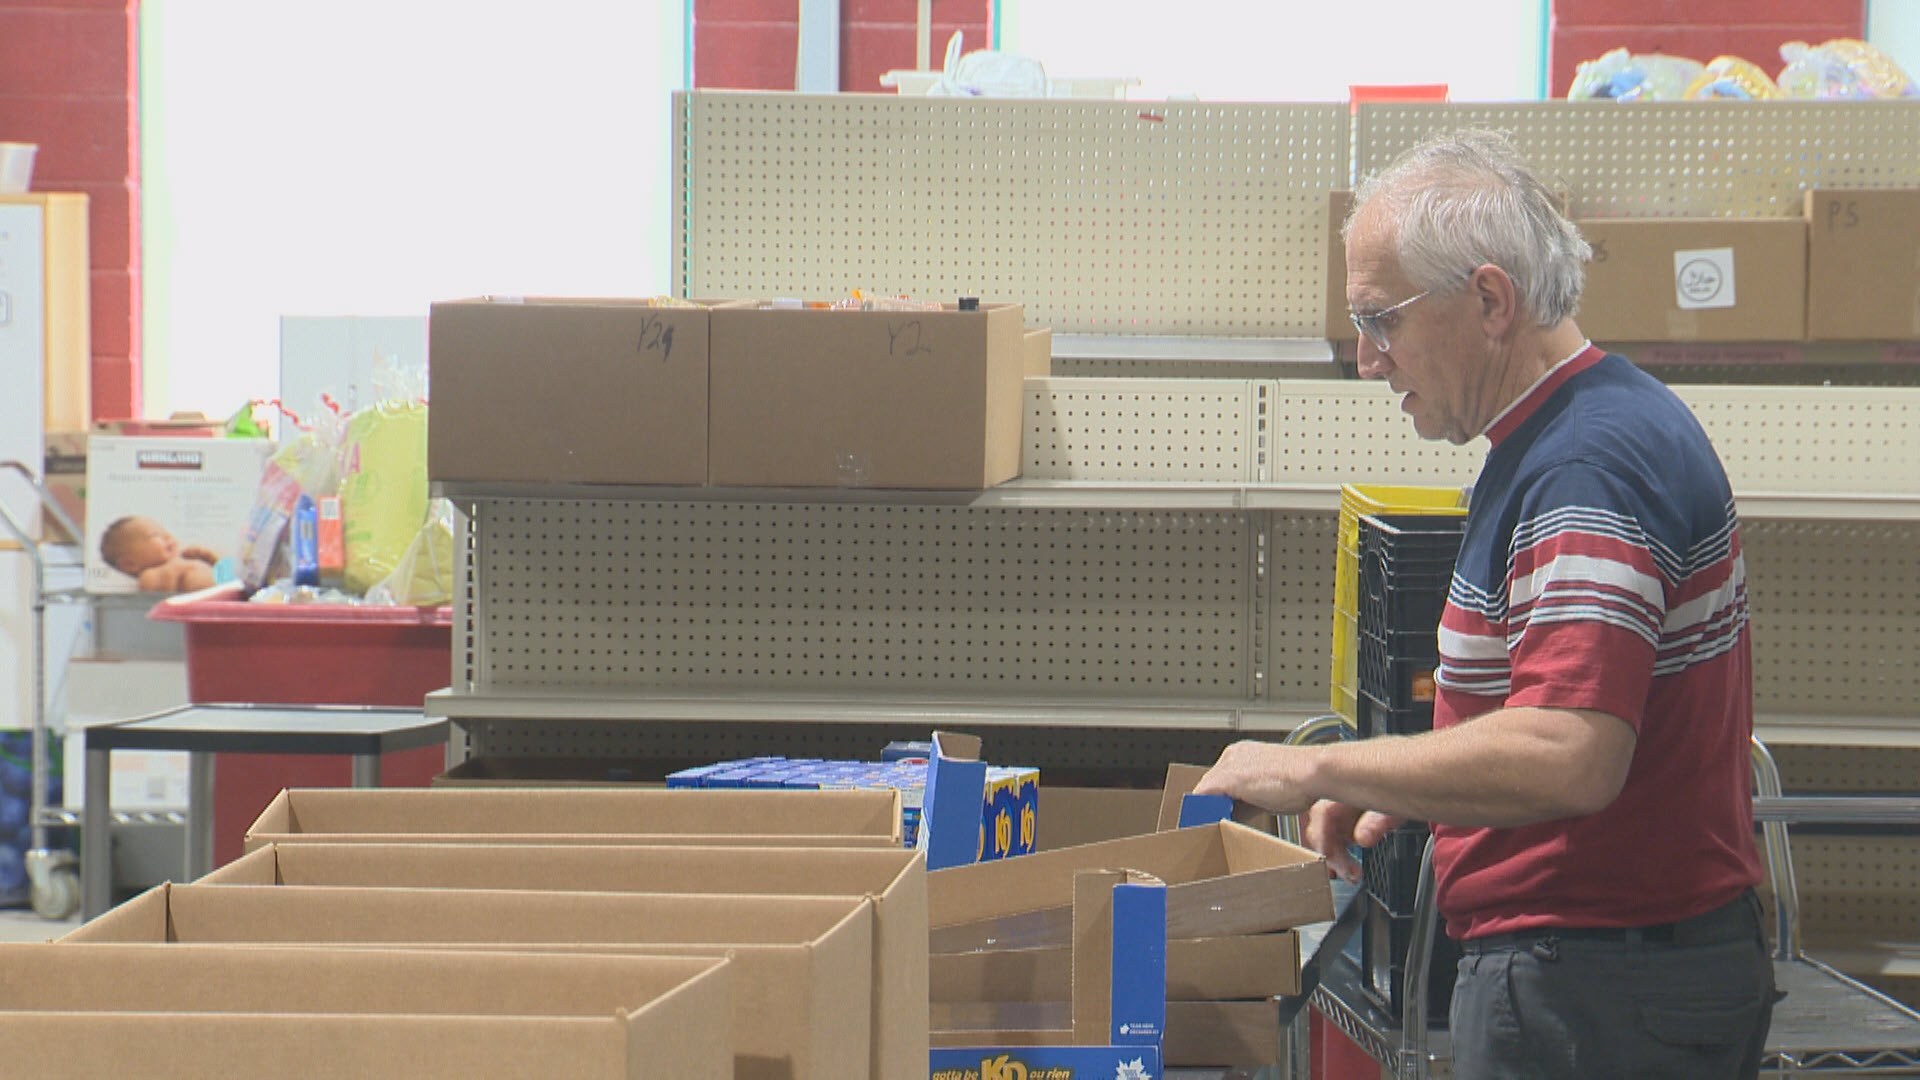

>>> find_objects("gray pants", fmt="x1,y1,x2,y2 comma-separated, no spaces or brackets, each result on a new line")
1449,891,1780,1080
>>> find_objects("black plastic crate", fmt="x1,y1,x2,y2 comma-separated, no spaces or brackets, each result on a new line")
1357,685,1435,738
1355,513,1466,647
1363,822,1433,918
1356,628,1440,713
1360,894,1461,1024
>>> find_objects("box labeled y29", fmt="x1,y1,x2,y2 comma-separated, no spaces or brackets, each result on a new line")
708,302,1027,489
428,298,720,486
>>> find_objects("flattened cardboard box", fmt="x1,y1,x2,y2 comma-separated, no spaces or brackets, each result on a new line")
65,882,872,1080
708,302,1026,488
428,298,722,485
1805,189,1920,341
1575,218,1806,343
929,821,1332,952
245,786,904,849
204,841,929,1080
0,943,731,1080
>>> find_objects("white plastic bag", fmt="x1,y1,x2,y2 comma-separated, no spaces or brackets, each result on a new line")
930,32,1047,98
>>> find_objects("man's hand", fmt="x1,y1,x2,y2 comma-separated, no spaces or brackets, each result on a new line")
1193,739,1318,815
1304,800,1402,885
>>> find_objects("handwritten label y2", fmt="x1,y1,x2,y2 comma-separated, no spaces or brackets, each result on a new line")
887,320,933,359
638,315,675,361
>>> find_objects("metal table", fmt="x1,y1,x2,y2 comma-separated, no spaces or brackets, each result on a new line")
80,704,449,920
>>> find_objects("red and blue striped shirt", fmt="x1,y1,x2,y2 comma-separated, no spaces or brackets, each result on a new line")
1433,346,1763,940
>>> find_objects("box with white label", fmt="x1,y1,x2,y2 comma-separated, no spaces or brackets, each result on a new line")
83,437,272,594
1574,218,1806,343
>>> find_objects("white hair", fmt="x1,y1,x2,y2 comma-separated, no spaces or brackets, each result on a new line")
1347,129,1591,327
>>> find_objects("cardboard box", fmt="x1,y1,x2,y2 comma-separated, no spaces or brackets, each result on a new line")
1034,786,1161,851
929,821,1332,952
1805,189,1920,340
82,436,271,594
0,943,732,1079
41,429,87,542
1022,327,1052,376
428,298,717,486
65,882,872,1080
1574,218,1807,343
244,786,905,850
707,302,1026,488
1327,189,1357,342
929,1000,1286,1068
202,841,929,1080
931,930,1301,1002
929,869,1167,1078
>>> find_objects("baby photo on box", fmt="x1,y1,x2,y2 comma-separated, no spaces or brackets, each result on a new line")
84,436,273,594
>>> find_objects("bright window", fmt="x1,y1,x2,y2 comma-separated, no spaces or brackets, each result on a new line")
139,1,689,418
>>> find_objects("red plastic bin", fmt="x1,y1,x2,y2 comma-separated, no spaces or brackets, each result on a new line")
148,586,453,866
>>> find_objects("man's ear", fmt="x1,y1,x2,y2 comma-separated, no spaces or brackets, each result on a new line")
1472,263,1520,338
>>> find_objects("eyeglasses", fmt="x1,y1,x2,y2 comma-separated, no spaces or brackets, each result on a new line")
1348,289,1431,352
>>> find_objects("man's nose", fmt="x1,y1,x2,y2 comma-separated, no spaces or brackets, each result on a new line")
1355,339,1391,380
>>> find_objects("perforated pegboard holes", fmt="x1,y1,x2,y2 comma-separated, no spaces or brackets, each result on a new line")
1024,378,1254,482
474,499,1255,699
1266,512,1340,705
677,92,1349,336
1673,386,1920,497
1742,521,1919,717
1357,102,1920,219
1263,381,1483,485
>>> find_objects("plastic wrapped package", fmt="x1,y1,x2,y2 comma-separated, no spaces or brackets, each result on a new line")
365,498,456,607
336,399,430,595
1684,56,1781,100
235,405,344,589
1778,39,1919,100
1567,48,1704,102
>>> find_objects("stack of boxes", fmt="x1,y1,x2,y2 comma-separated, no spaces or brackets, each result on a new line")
26,785,930,1080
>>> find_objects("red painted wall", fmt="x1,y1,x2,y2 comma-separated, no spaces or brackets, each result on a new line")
693,0,991,92
1552,0,1865,99
0,0,141,422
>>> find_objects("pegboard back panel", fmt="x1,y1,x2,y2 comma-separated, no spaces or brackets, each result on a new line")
1264,380,1484,485
1773,745,1920,792
677,92,1348,336
1024,378,1255,482
1673,385,1920,496
1266,511,1340,707
1356,102,1920,217
472,500,1252,700
1743,520,1920,717
1778,835,1920,948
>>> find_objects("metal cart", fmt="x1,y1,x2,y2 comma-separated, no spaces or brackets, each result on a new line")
1288,726,1920,1079
0,460,83,918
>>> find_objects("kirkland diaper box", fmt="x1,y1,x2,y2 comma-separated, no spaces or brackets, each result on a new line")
82,436,271,594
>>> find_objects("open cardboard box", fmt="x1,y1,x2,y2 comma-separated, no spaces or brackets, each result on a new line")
0,943,731,1079
203,841,927,1080
929,869,1168,1079
244,786,904,850
64,882,872,1080
928,819,1330,953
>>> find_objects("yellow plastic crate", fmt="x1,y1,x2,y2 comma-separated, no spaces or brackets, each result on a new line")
1330,484,1469,720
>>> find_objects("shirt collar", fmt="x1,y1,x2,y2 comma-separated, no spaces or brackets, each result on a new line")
1482,342,1600,447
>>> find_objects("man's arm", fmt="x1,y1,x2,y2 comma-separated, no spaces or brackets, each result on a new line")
1196,705,1636,828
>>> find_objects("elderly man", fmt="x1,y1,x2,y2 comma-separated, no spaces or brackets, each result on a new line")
1197,130,1777,1079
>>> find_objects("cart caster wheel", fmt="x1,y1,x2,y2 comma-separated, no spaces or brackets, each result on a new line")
30,867,79,921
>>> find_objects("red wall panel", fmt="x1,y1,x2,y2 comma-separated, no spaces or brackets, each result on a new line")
0,0,140,421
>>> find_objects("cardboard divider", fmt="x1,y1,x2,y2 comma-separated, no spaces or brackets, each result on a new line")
930,931,1302,1003
244,786,904,850
929,821,1331,953
201,842,927,1080
63,883,872,1080
0,943,732,1079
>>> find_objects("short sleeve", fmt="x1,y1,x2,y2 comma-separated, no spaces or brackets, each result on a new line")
1501,460,1666,729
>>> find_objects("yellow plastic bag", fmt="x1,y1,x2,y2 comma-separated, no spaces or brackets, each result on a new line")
337,399,429,595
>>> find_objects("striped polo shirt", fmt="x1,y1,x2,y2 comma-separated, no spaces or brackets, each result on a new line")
1432,346,1763,941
